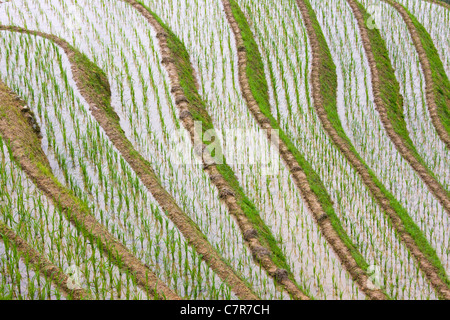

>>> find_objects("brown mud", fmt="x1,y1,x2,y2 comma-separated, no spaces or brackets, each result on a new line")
427,0,450,10
122,0,306,299
383,0,450,150
223,0,387,300
347,0,450,216
0,221,91,300
0,78,180,300
331,0,450,299
0,25,258,300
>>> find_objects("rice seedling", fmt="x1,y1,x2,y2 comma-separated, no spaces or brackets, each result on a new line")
0,30,236,299
231,0,440,299
0,0,447,300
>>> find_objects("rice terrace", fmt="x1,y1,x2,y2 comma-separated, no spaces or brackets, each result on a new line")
0,0,449,301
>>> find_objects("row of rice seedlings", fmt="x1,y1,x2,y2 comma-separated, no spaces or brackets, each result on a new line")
395,0,450,78
0,31,235,300
364,2,450,179
317,0,449,284
142,0,362,299
307,0,449,276
360,0,450,199
80,2,282,299
75,0,281,299
0,138,148,299
0,227,64,299
236,0,438,299
9,0,290,299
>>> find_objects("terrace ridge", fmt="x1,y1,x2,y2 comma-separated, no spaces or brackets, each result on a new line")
383,0,450,151
223,0,388,300
299,0,450,299
0,220,91,300
124,0,311,300
346,0,450,216
426,0,450,10
0,37,180,301
0,25,259,300
346,2,450,297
